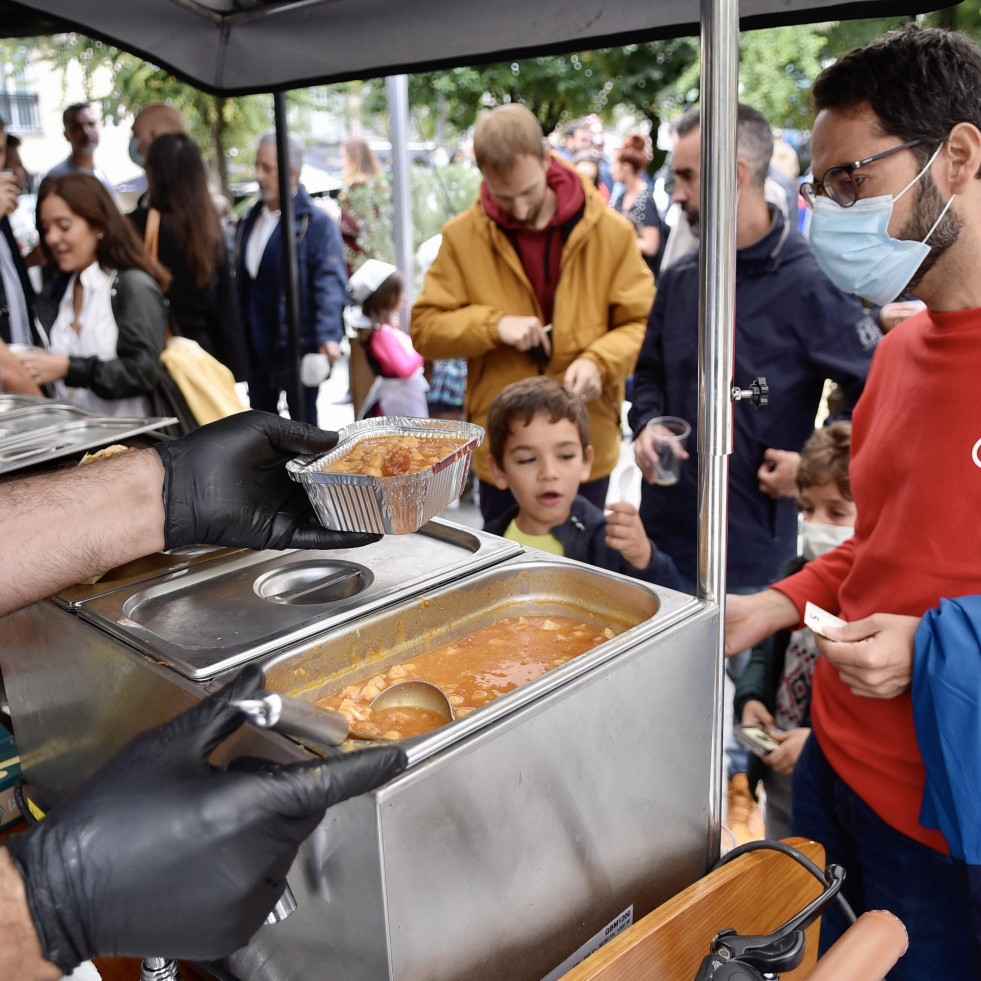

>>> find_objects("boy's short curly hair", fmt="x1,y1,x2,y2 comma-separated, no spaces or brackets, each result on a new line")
487,377,590,463
796,421,852,499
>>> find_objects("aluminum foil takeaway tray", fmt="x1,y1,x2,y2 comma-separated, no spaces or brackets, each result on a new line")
287,416,483,535
76,519,520,679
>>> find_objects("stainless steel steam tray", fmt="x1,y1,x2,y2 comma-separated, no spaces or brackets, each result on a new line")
0,415,177,473
76,520,521,680
257,554,701,765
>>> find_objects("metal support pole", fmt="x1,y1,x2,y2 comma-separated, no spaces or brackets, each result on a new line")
386,75,415,311
274,91,306,422
140,957,182,980
699,0,739,866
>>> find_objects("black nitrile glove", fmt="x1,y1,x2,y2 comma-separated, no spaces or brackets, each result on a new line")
153,409,381,551
4,665,406,973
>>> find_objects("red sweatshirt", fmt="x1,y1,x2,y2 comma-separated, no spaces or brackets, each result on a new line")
480,158,585,325
775,307,981,852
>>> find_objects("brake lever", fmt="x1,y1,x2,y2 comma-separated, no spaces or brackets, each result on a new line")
696,864,846,978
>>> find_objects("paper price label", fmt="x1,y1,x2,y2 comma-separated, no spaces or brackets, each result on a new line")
804,601,848,639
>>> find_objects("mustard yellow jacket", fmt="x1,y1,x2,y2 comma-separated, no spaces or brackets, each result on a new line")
410,175,655,484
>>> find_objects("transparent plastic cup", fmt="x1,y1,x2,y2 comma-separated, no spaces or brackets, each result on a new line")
645,415,691,486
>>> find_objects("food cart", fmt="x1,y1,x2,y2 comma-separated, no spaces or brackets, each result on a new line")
0,0,947,977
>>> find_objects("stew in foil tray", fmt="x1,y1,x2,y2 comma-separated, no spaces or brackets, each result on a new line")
323,435,467,477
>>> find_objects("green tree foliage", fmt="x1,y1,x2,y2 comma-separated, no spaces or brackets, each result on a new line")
737,26,826,130
3,33,272,196
592,39,701,131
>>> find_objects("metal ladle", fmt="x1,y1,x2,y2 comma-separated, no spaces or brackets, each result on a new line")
233,681,455,748
369,680,455,723
233,691,376,745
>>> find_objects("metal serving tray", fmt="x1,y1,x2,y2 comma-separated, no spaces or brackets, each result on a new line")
288,416,483,534
0,415,176,473
0,401,93,440
77,520,521,679
51,545,246,610
0,393,52,413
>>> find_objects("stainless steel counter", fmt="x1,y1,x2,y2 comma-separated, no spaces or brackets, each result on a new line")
1,520,718,980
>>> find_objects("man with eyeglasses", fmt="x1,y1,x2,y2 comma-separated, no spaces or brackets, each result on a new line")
727,25,981,979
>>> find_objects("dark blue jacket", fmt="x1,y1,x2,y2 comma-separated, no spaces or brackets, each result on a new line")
628,209,879,587
235,185,347,366
485,494,681,590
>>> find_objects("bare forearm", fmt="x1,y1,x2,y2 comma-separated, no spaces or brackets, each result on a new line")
0,448,166,615
725,588,800,657
0,850,61,981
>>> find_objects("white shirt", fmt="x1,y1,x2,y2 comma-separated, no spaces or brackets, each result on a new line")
49,262,150,417
245,206,280,279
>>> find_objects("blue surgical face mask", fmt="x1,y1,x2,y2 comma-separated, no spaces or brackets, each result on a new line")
808,144,954,306
128,136,145,169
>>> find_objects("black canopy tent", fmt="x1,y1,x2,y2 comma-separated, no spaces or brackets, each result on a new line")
0,0,945,96
0,0,953,864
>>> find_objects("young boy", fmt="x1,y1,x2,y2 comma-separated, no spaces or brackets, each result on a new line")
485,377,679,588
733,421,856,840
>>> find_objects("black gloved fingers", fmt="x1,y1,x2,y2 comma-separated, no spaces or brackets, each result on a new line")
254,411,339,459
251,746,408,835
163,664,266,759
280,522,382,551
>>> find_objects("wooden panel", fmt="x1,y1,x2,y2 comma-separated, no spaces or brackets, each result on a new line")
562,838,826,981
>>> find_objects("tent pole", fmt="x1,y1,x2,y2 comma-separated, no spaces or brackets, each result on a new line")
699,0,739,866
386,75,416,312
274,91,306,423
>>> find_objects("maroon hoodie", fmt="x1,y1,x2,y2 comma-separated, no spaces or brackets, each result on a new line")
480,158,585,325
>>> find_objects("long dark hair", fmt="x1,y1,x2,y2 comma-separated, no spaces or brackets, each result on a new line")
146,132,224,289
37,173,171,292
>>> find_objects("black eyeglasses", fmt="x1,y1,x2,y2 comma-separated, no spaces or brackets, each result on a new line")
800,139,923,209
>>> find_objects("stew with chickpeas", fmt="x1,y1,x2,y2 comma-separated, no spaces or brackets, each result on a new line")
323,435,467,477
318,615,617,739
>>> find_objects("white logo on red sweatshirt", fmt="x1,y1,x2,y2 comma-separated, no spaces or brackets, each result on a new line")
973,437,981,469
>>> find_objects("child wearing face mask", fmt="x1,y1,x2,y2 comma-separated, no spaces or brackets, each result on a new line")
733,421,856,840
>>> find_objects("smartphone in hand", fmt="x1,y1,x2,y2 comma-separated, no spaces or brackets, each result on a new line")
735,724,781,757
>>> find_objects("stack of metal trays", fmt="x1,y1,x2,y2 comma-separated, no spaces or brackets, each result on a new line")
0,396,176,475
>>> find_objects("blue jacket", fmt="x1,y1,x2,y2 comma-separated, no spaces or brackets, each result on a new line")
235,185,347,365
628,208,879,587
484,494,681,590
913,596,981,966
